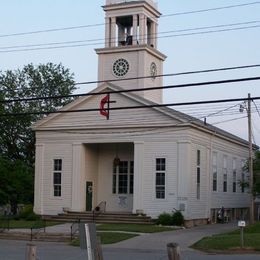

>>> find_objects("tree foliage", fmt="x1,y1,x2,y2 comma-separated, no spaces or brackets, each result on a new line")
0,63,75,209
253,150,260,196
241,150,260,196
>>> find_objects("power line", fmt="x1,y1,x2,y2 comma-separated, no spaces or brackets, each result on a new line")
1,24,259,53
1,76,260,104
1,1,259,39
2,63,260,93
211,115,248,125
161,2,260,17
253,100,260,118
1,20,259,51
1,96,260,117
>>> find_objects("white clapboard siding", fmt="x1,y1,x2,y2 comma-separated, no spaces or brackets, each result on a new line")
34,88,180,130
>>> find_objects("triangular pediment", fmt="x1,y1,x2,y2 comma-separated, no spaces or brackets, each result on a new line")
32,83,188,131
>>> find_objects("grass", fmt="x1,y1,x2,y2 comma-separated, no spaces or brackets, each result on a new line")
192,222,260,252
97,223,175,233
0,219,62,229
71,223,175,246
71,232,138,246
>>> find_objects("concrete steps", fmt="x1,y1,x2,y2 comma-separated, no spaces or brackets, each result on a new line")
44,211,153,225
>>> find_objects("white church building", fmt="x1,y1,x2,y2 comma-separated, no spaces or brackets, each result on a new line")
33,0,251,225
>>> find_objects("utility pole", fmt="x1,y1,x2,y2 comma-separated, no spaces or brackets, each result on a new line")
247,93,254,224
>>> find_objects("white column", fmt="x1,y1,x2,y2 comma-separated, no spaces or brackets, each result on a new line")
71,143,85,211
139,14,147,44
132,14,138,45
154,22,158,49
33,144,44,215
105,17,110,47
111,17,117,47
133,142,144,214
150,21,156,48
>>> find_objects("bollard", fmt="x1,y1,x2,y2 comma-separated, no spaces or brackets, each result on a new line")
167,243,180,260
95,236,103,260
26,243,37,260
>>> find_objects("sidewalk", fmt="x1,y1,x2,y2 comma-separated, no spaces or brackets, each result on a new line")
103,222,238,251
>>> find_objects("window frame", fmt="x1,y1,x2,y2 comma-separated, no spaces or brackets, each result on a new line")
155,158,166,200
232,158,237,193
112,160,133,195
196,150,201,200
212,152,218,192
53,159,62,197
223,155,228,192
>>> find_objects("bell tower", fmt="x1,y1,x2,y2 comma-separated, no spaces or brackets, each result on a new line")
95,0,167,103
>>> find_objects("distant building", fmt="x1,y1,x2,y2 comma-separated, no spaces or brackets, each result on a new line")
33,0,252,225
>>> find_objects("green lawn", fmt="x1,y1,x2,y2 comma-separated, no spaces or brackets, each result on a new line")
0,219,61,229
192,222,260,252
71,232,138,246
71,223,175,246
97,223,175,233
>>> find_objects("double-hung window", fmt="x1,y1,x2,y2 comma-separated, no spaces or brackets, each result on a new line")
155,158,166,199
212,152,217,191
223,156,228,192
232,158,237,193
53,159,62,197
196,150,201,199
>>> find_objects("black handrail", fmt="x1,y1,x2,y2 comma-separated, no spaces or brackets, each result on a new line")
70,219,81,241
92,201,106,223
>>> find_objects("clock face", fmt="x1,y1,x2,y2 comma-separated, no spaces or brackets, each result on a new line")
150,62,157,79
113,58,129,77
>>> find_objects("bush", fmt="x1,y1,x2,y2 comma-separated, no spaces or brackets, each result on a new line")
157,211,185,226
18,205,40,221
172,211,184,226
156,213,173,226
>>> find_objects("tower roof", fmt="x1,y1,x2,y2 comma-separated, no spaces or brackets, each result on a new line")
105,0,158,9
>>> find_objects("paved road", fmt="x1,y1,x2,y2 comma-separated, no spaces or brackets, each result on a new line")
0,222,259,260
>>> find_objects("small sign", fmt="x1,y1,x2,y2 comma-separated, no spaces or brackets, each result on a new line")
238,221,246,227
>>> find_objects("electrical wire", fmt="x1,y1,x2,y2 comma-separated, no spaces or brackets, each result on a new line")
1,24,260,53
253,100,260,118
1,20,259,51
1,76,260,104
1,1,259,39
161,2,260,17
2,63,259,93
1,96,260,117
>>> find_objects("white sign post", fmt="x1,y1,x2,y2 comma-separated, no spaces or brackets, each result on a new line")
238,221,246,248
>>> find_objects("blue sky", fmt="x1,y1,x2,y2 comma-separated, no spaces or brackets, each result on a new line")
1,0,260,144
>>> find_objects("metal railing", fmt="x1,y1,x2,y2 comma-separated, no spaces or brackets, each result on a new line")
0,215,10,232
30,219,46,241
70,219,81,241
92,201,106,223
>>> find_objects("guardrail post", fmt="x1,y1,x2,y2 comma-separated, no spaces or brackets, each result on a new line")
26,243,37,260
167,243,180,260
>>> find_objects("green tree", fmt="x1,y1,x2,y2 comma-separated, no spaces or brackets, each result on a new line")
0,63,75,211
240,150,260,196
253,150,260,196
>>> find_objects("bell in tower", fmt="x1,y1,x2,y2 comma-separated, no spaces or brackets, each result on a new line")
96,0,166,104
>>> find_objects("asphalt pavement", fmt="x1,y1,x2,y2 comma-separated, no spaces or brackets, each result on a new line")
0,222,259,260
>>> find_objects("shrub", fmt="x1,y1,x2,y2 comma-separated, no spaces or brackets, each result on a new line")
172,211,184,226
156,213,173,226
18,205,40,221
